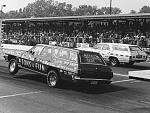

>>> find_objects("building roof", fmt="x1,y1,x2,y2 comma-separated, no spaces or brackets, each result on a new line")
3,13,150,23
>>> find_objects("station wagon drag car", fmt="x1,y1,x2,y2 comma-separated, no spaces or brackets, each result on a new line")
3,44,113,87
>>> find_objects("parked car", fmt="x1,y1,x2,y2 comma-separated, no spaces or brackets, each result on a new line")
93,43,148,66
3,44,113,87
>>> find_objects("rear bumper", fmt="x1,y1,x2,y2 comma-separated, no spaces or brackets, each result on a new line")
129,56,147,62
74,76,112,84
130,59,147,62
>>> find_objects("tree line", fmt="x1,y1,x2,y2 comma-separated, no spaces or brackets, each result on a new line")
1,0,150,19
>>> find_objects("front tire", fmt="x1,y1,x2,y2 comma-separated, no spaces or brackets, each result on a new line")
47,70,61,88
8,59,19,75
109,57,119,66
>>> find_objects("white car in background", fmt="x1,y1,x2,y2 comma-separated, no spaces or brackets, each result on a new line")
93,43,148,66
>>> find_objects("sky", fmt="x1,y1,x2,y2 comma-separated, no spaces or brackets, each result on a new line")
0,0,150,14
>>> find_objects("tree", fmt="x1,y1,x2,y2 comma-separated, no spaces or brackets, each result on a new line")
96,9,104,15
65,4,73,16
139,6,150,13
3,0,122,18
100,7,110,14
130,10,136,14
5,10,19,18
0,10,5,19
74,5,89,16
111,7,122,14
74,5,101,16
100,7,121,15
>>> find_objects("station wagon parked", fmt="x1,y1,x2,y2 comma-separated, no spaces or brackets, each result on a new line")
3,44,113,87
93,43,147,66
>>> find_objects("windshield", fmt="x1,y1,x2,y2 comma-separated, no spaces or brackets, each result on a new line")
129,46,142,51
112,45,128,51
80,52,105,65
94,44,104,49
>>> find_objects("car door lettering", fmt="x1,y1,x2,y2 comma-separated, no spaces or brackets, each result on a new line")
34,62,45,72
19,58,45,72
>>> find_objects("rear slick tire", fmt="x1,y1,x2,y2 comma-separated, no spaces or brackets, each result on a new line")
47,70,61,88
8,59,19,75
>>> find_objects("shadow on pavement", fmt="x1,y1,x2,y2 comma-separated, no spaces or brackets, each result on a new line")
58,83,127,94
14,73,47,83
14,73,127,94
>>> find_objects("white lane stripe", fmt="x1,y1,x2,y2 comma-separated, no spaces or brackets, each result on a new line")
140,100,150,105
0,91,43,99
111,79,134,84
78,99,122,112
130,80,142,83
79,99,99,106
114,73,128,77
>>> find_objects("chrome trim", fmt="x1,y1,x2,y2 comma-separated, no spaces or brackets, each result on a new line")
74,76,111,81
79,63,106,66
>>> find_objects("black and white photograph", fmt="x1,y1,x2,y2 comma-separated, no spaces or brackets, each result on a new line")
0,0,150,113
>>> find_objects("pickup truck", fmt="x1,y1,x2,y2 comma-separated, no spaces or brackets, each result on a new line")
3,44,113,87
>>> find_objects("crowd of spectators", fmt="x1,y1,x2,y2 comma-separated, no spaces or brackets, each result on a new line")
2,29,150,49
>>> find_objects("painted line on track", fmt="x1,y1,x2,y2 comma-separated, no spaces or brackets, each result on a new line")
111,79,135,84
140,100,150,105
114,73,128,77
112,73,138,84
0,91,43,99
130,80,142,83
78,99,123,112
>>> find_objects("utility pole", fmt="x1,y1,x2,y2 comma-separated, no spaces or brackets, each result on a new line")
110,0,112,15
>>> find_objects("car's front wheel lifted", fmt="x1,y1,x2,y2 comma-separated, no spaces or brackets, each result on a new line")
47,70,61,88
8,59,19,75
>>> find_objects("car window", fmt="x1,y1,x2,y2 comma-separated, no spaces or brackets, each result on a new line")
94,44,103,49
69,51,78,63
30,46,44,55
129,46,142,51
53,48,78,63
40,47,52,56
54,48,69,59
80,52,105,64
112,45,128,51
102,44,110,50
